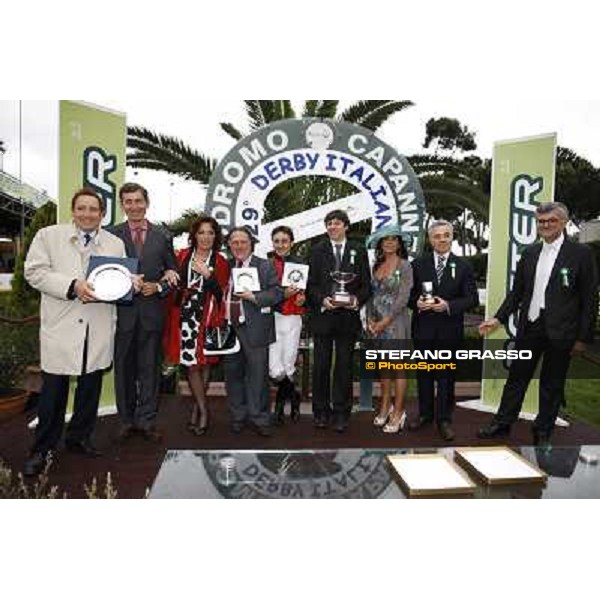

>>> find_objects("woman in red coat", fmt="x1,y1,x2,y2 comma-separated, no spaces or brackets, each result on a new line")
163,216,230,435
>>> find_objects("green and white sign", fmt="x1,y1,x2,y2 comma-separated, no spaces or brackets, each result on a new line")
205,118,426,256
59,100,126,226
58,100,127,412
481,133,557,412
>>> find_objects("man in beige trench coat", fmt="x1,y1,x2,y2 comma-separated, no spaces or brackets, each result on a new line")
23,187,132,476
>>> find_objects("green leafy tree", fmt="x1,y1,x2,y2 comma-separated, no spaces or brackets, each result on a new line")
555,146,600,225
10,201,57,316
423,117,477,155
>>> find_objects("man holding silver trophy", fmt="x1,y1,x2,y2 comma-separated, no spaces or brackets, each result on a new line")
307,210,371,433
408,220,478,441
22,188,142,476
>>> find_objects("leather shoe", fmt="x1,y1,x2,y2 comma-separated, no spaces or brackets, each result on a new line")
314,414,330,429
438,421,455,442
23,452,49,477
65,440,102,457
477,422,511,439
408,416,433,431
250,423,272,437
139,426,163,443
333,418,348,433
230,422,244,434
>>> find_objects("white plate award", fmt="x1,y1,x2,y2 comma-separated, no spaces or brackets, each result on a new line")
87,256,139,302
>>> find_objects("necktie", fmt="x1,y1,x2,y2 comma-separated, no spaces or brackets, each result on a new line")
83,233,92,247
132,227,144,257
334,244,342,271
230,261,243,324
436,255,446,282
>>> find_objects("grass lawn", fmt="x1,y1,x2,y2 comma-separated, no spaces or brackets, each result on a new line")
564,378,600,428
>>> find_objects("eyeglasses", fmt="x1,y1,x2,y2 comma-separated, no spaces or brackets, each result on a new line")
536,217,560,226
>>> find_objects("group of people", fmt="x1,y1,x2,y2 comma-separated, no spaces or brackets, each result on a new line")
21,182,598,476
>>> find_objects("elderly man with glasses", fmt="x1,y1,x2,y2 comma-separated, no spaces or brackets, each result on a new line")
478,202,598,447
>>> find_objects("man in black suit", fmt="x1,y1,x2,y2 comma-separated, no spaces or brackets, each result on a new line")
223,226,283,437
478,202,598,446
108,183,178,442
307,209,371,433
408,219,479,441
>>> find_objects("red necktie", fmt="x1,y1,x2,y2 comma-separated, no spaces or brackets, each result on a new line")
132,227,144,257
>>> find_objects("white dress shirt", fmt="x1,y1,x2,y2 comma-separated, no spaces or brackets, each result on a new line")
528,234,564,322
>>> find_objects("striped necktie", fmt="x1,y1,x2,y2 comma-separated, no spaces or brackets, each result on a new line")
436,255,446,282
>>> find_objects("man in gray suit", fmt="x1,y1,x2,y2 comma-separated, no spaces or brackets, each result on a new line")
224,227,283,437
108,183,178,442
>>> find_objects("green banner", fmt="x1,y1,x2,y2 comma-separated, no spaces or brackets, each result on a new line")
59,100,126,226
58,100,126,411
481,133,557,412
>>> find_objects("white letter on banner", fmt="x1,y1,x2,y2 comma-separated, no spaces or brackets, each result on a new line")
239,139,268,167
267,130,288,152
365,146,384,167
513,214,537,245
223,162,244,184
383,156,403,175
348,134,368,154
514,177,542,211
86,150,114,194
214,183,235,205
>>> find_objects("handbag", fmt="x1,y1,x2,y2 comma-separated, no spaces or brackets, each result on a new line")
203,295,240,356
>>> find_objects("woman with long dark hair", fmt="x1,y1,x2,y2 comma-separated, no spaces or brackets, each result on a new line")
366,225,413,433
163,216,230,435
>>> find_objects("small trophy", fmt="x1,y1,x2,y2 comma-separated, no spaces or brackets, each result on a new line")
421,281,436,305
330,271,357,307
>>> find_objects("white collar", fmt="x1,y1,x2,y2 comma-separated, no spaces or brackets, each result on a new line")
77,228,99,246
542,233,564,252
235,254,253,267
434,251,451,262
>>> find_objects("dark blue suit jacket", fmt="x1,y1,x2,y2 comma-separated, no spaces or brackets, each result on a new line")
409,252,478,340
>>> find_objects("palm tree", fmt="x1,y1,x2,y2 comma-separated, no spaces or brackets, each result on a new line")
127,100,415,231
127,100,494,255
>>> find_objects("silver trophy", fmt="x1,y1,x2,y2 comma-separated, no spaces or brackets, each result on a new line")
330,271,357,307
421,281,436,305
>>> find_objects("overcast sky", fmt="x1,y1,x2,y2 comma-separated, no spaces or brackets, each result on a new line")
2,98,600,223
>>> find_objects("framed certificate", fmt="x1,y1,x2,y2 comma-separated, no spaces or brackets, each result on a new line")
386,453,476,497
233,267,260,293
282,263,309,290
87,256,139,303
454,447,548,486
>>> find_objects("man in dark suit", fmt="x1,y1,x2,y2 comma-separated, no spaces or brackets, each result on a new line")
408,219,479,441
224,226,283,437
307,210,371,433
478,202,598,446
108,183,178,442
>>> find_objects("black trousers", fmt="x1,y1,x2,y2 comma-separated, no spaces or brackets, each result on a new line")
494,316,572,435
32,370,103,455
414,338,458,424
114,324,161,429
312,332,356,421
